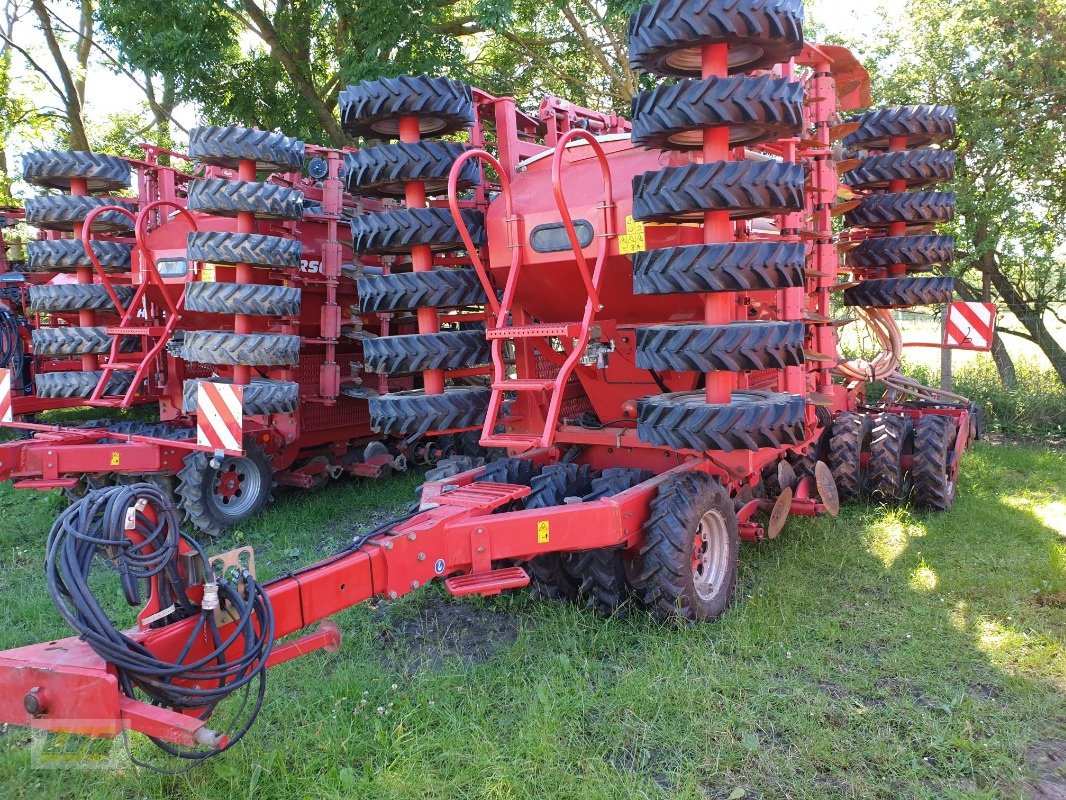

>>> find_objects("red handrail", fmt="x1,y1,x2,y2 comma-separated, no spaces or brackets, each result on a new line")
80,204,138,313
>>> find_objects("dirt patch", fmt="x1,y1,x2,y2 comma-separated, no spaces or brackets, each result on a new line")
378,597,519,673
1026,740,1066,800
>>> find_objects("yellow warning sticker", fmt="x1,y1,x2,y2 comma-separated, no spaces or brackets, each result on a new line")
618,215,646,255
110,451,121,466
537,520,550,544
201,263,216,282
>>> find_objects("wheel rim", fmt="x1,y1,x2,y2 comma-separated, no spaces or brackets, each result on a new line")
691,508,729,600
665,44,765,74
209,456,262,517
667,124,766,148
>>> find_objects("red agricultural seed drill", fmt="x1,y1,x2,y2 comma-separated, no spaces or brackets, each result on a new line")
0,0,986,765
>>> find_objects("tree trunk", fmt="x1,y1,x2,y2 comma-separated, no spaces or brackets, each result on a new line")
30,0,90,150
988,265,1066,385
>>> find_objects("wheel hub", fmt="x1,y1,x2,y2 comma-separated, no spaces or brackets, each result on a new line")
210,457,261,514
691,508,729,600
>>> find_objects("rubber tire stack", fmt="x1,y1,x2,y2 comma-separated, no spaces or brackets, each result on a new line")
626,0,807,454
341,74,490,439
841,105,958,306
21,150,138,399
180,124,304,417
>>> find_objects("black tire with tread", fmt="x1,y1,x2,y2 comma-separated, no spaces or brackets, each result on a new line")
843,105,957,150
345,141,479,196
636,321,804,373
828,412,871,501
633,241,805,295
31,326,138,356
25,195,135,233
180,330,301,366
635,471,739,621
638,390,805,452
842,276,954,308
478,457,539,488
340,74,475,138
351,208,485,253
25,240,133,273
844,191,955,229
632,74,803,149
570,468,652,615
29,283,135,312
184,282,301,316
628,0,804,77
187,179,303,220
846,235,954,271
36,370,135,398
912,414,957,511
369,386,489,437
633,161,804,222
524,463,595,601
176,439,275,537
362,330,489,373
183,377,299,416
844,149,955,190
357,268,487,313
187,232,302,269
188,125,305,172
21,150,130,192
868,413,914,502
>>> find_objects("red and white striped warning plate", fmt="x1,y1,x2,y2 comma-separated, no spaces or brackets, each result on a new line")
0,368,12,423
196,382,244,451
944,301,997,351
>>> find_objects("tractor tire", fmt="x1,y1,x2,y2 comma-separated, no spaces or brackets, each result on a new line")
176,438,275,537
340,74,475,139
638,389,805,452
369,386,489,437
912,414,958,511
635,321,804,372
187,179,303,220
183,377,299,416
25,240,133,273
362,330,489,373
844,191,955,229
868,413,914,502
842,276,954,308
350,207,486,253
25,195,135,233
188,125,305,172
180,331,301,366
478,456,540,487
633,161,804,222
21,149,130,192
635,471,738,621
844,149,955,190
35,370,135,398
186,232,302,269
633,241,805,295
344,141,480,197
843,105,957,150
62,473,116,506
184,282,302,316
631,74,803,149
846,235,954,271
627,0,804,77
31,327,138,356
827,412,871,501
357,268,487,313
524,462,595,602
570,468,652,615
29,283,135,312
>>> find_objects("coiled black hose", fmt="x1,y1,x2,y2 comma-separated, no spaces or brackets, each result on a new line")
45,483,275,766
0,304,28,389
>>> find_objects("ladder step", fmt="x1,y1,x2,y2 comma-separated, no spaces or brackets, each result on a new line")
98,363,140,370
106,326,164,337
14,478,80,490
491,378,556,391
444,566,529,597
485,322,580,340
480,433,544,451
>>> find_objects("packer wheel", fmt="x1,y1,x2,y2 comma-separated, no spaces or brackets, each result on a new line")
344,141,480,197
21,149,130,192
842,105,957,150
844,150,955,190
362,330,489,374
187,232,303,269
844,191,955,229
31,327,138,356
29,284,135,312
182,377,299,416
351,207,485,254
25,195,135,233
176,439,275,537
846,235,955,272
912,414,958,511
25,240,133,274
184,283,302,316
841,276,954,308
180,331,301,366
369,386,490,438
340,75,475,138
187,179,303,220
827,412,871,501
188,125,305,172
633,241,805,295
35,370,135,398
357,268,487,313
868,413,914,502
523,463,595,602
635,321,804,373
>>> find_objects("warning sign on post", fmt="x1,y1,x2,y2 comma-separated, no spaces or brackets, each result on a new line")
618,215,646,255
944,302,997,351
196,382,244,451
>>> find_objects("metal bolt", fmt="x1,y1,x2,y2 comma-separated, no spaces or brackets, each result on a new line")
417,552,426,561
24,687,45,717
388,590,398,599
411,580,420,589
477,546,486,553
407,532,416,541
384,541,393,550
476,527,484,534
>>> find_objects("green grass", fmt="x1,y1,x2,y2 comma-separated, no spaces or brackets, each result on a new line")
0,444,1063,799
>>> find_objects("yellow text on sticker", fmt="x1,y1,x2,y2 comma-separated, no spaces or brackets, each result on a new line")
537,520,550,544
110,451,121,466
201,263,216,282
